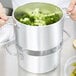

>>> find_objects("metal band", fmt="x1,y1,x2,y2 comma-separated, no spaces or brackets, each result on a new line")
17,41,63,56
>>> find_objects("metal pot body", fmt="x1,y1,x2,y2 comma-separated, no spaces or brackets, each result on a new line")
15,19,63,51
14,17,63,73
13,2,64,73
18,48,61,73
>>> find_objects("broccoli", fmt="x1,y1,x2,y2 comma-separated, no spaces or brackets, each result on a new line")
16,8,61,26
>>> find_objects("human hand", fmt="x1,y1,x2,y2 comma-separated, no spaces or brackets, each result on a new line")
67,0,76,21
0,3,8,27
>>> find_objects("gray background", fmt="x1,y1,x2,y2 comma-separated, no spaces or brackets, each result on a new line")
0,0,13,15
0,0,12,8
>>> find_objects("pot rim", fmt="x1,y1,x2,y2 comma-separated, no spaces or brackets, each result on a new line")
12,2,64,27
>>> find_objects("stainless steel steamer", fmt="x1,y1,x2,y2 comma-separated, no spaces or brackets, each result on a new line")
13,2,63,73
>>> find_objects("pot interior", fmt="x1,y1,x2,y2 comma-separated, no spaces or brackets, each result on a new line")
14,2,63,26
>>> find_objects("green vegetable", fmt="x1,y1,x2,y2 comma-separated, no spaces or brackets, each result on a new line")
70,73,75,76
70,69,76,76
72,62,76,66
70,62,76,76
15,8,61,26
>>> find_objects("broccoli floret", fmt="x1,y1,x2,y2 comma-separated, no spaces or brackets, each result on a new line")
16,8,61,26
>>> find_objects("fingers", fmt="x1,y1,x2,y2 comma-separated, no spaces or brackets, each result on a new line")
0,14,8,27
0,13,8,27
0,3,8,27
0,3,5,14
0,19,6,27
0,13,8,21
70,15,76,20
67,0,76,21
0,3,8,21
67,0,76,13
71,6,76,14
69,6,76,21
69,0,76,11
0,3,3,8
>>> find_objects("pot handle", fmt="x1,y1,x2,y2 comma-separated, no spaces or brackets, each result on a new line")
1,18,17,56
3,40,17,56
62,8,71,41
2,18,23,56
63,29,71,42
63,29,70,37
3,39,24,56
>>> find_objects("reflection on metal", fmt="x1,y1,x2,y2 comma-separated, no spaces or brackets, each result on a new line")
17,41,62,56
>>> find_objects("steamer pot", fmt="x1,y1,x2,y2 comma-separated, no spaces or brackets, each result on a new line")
13,2,63,73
